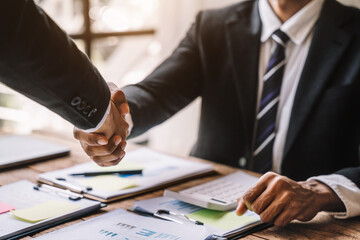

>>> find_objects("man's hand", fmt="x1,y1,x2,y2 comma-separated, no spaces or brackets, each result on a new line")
236,172,345,227
73,83,130,167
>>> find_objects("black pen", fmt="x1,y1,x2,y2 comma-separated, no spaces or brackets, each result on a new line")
69,169,143,176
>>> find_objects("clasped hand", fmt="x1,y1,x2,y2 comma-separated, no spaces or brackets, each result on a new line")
73,83,130,167
236,172,345,227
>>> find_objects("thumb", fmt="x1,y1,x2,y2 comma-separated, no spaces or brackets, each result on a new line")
111,90,129,115
236,198,248,216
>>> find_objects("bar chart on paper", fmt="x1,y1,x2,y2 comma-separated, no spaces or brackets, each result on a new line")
33,209,210,240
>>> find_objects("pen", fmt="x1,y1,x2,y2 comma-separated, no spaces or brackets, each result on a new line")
33,184,83,201
127,206,173,222
69,169,143,176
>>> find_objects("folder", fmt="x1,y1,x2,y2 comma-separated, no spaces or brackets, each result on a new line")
0,180,103,240
132,197,271,239
38,147,214,202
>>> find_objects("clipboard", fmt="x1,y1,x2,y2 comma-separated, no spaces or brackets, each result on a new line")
37,147,215,203
0,180,103,240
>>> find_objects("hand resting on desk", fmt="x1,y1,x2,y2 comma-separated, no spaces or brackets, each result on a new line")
236,172,346,227
73,83,130,167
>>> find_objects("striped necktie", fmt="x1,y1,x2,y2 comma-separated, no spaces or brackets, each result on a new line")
252,30,290,173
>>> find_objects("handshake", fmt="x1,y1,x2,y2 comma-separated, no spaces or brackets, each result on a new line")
73,83,130,167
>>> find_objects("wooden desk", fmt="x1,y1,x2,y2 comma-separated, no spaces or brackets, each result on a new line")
1,131,359,240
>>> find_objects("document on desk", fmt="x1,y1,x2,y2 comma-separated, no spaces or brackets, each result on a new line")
0,180,102,240
33,208,210,240
38,147,214,202
134,197,265,239
0,135,70,170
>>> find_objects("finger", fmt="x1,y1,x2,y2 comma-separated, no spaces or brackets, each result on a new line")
83,135,122,157
112,91,128,115
119,140,127,151
243,172,277,206
73,128,108,146
259,201,284,224
236,198,248,216
296,207,318,222
273,210,296,227
98,158,122,167
91,147,125,163
119,103,130,115
251,188,275,215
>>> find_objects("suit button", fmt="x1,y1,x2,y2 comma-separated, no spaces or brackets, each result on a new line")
83,105,91,115
71,97,81,106
88,108,97,118
77,101,87,111
239,157,247,168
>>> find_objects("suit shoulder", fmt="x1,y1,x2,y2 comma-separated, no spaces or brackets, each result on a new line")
196,0,255,26
339,3,360,35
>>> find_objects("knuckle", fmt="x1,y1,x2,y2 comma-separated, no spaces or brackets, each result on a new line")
117,90,126,99
274,177,288,189
282,191,295,201
264,171,277,179
106,144,118,154
73,130,78,139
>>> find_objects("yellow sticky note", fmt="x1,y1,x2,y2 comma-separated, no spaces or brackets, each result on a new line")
79,176,138,192
12,201,80,223
92,161,144,172
187,209,258,231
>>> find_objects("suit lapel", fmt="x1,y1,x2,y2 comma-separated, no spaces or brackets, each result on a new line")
225,1,261,161
283,0,353,161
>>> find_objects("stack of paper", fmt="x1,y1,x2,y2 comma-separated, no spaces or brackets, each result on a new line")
38,148,214,202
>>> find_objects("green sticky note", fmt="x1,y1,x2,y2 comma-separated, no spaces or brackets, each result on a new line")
187,209,258,231
92,161,144,171
12,201,80,223
79,176,138,192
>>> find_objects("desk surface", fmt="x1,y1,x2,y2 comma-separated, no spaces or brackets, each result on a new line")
1,131,359,240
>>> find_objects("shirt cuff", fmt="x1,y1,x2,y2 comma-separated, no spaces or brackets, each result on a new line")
125,112,134,135
309,174,360,219
83,101,111,132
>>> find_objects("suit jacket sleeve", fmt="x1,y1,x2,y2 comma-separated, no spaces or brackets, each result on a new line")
122,14,203,138
0,0,110,130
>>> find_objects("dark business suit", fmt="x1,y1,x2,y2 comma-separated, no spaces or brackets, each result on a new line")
0,0,110,129
123,0,360,186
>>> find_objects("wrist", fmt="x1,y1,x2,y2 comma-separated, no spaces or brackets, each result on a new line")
302,180,345,212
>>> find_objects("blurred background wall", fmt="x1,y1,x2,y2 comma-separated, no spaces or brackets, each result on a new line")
1,0,359,157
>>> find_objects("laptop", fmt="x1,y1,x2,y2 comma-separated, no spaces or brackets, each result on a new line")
0,134,70,170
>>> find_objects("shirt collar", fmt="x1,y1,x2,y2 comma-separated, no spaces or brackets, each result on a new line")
259,0,325,45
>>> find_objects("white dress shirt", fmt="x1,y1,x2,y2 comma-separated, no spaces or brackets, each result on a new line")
101,0,360,219
259,0,360,218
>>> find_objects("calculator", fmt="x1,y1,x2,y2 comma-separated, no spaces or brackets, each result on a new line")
164,171,259,211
